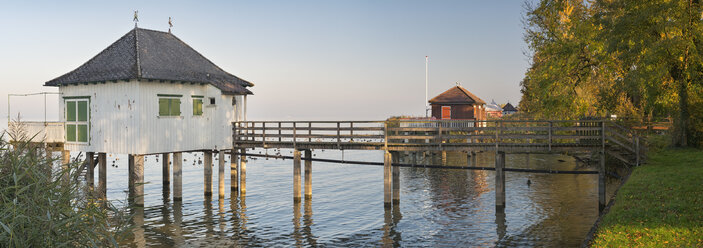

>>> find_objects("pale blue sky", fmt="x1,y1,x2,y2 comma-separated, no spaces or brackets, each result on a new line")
0,1,528,126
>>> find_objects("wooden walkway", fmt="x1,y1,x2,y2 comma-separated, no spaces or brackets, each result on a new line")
232,119,646,212
234,120,643,161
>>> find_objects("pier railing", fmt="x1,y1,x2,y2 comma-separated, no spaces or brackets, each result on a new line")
233,119,643,165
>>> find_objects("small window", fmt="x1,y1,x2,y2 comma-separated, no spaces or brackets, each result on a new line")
158,96,181,117
193,98,203,116
209,97,216,105
65,98,89,143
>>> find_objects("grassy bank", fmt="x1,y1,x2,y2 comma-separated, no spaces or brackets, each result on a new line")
591,149,703,247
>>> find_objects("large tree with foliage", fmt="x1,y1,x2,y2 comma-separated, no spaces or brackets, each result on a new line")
520,0,703,147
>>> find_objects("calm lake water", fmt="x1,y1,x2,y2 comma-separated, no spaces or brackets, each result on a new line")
91,149,618,247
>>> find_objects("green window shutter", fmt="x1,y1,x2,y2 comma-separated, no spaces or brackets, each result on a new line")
77,124,88,142
172,99,181,116
193,99,203,116
159,98,169,116
77,101,88,121
66,101,76,121
66,124,76,142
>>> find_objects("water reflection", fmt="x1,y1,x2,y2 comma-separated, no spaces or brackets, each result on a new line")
110,150,616,247
303,199,318,246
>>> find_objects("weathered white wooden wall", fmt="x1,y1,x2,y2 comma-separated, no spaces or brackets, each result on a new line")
60,80,246,154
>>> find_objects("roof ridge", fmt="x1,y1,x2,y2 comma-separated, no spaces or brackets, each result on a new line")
165,31,254,87
45,29,138,85
134,27,142,78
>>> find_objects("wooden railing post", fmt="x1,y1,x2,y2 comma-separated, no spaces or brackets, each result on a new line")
495,121,501,151
438,123,443,150
278,122,282,142
233,122,239,147
350,122,354,142
308,122,312,143
548,121,552,152
262,122,266,147
384,122,388,151
337,122,341,149
293,122,297,149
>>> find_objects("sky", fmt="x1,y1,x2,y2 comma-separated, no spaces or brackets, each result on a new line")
0,0,529,129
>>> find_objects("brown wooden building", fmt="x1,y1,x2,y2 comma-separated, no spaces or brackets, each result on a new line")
428,85,486,120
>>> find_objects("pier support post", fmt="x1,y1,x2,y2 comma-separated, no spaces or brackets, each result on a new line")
162,153,170,189
240,149,247,196
204,151,213,197
599,151,606,212
441,151,447,166
231,149,238,192
392,152,400,205
61,150,70,183
467,152,472,166
293,149,302,203
97,153,106,201
86,152,94,193
128,155,135,198
218,150,226,198
384,151,392,209
132,155,144,206
495,151,506,210
173,152,183,201
304,149,312,200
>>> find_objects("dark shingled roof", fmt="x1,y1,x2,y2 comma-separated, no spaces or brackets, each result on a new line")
45,27,253,95
502,102,518,112
428,85,486,105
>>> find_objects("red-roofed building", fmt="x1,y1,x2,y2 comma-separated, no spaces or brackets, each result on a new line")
428,85,486,121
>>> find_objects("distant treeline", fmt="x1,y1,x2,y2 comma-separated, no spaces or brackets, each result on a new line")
519,0,703,147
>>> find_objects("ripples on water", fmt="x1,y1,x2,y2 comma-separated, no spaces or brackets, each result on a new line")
101,149,617,247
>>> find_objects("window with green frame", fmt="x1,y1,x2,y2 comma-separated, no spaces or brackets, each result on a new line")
192,96,204,116
158,95,181,116
65,98,89,143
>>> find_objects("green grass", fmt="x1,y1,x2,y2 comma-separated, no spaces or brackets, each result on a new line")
591,148,703,247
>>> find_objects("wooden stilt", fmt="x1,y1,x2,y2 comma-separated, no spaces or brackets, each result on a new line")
128,154,135,198
163,153,171,187
441,151,447,166
61,150,70,183
304,149,312,200
204,151,213,197
392,152,400,205
98,153,107,201
230,149,238,191
293,149,302,203
173,152,183,201
86,152,95,193
240,149,247,196
384,151,392,208
218,150,226,198
133,155,145,206
495,151,506,210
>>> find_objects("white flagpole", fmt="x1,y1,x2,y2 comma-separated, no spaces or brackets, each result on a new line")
425,56,429,117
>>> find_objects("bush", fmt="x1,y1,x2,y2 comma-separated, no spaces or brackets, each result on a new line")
0,132,132,247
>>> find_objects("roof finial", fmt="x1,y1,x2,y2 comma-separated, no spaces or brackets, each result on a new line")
133,10,139,27
168,17,173,33
455,81,461,86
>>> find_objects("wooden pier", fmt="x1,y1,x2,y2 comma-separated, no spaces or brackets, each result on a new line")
233,119,645,212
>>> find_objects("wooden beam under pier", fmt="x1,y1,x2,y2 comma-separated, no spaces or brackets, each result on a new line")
173,152,183,201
